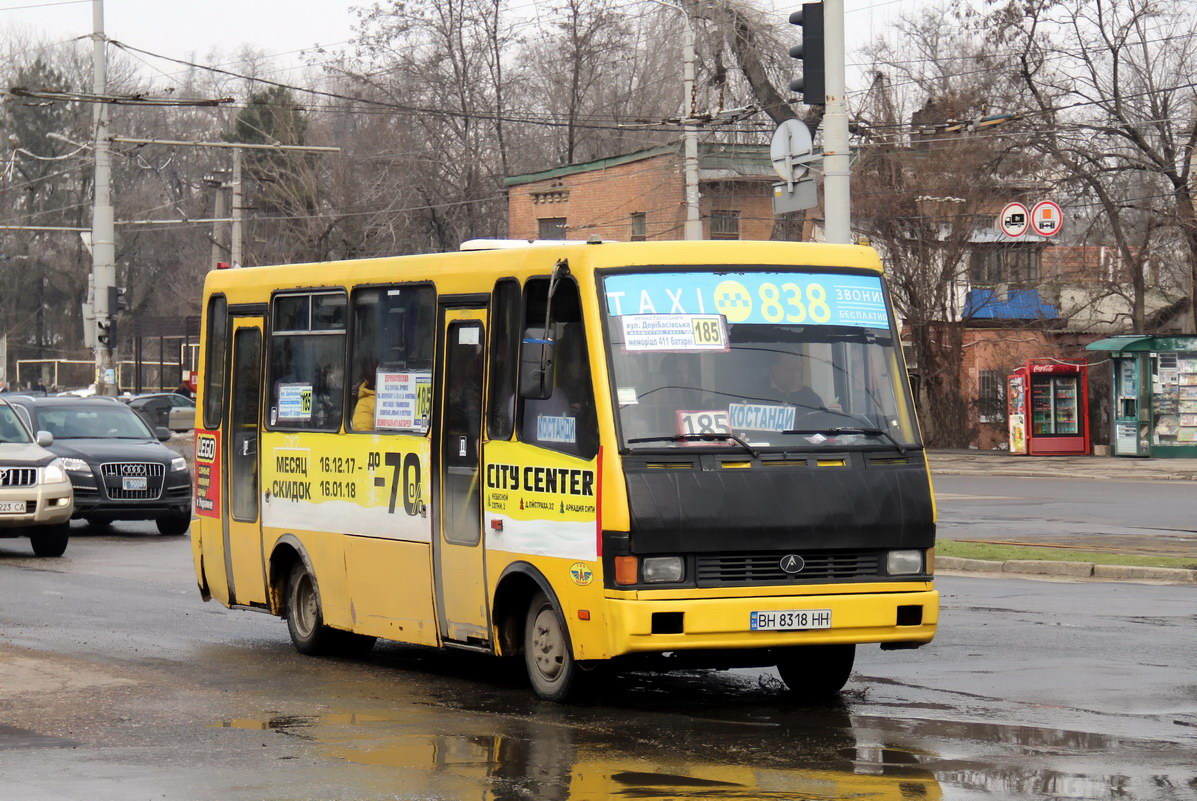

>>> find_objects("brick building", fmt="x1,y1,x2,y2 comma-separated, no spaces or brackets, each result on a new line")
505,143,779,242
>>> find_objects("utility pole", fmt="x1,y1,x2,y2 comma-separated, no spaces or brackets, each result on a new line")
645,0,702,240
90,0,117,394
820,0,851,244
681,9,702,241
208,177,227,269
231,148,243,267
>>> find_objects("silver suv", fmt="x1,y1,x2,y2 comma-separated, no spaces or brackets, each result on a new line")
0,399,74,556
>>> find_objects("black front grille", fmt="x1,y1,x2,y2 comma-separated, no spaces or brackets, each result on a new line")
0,467,38,487
100,462,166,500
695,550,883,587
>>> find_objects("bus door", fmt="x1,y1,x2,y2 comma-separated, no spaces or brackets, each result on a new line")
433,308,490,645
223,316,267,606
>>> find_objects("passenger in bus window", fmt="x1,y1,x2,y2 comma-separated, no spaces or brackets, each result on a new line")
313,364,343,429
351,364,376,431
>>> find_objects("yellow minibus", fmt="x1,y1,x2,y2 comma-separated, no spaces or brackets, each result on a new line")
191,240,937,701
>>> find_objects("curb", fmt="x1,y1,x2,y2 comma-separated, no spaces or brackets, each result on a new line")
930,468,1197,482
938,556,1197,583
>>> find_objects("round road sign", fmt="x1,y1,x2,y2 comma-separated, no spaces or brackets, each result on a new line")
770,119,813,183
1031,200,1063,237
998,202,1030,237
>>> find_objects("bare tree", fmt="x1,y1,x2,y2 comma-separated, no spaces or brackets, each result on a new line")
992,0,1197,332
852,5,1033,446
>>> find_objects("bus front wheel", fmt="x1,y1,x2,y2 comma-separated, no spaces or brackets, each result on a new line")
524,591,580,702
775,644,855,698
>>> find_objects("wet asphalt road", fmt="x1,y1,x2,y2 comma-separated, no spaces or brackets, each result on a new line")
1,522,1195,801
935,475,1197,558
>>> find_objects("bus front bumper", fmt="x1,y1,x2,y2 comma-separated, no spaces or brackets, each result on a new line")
604,587,938,657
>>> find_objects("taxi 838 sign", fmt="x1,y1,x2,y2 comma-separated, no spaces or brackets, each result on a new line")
604,271,889,329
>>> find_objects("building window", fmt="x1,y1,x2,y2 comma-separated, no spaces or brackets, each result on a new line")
538,217,567,239
710,210,740,240
970,246,1041,286
977,369,1005,424
630,212,647,241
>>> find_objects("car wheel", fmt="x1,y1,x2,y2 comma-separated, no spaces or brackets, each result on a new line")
775,644,856,698
523,591,581,702
156,513,191,536
30,523,69,558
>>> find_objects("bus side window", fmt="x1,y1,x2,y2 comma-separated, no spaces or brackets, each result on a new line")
267,291,347,432
202,294,228,430
518,277,598,459
347,284,436,433
487,278,520,441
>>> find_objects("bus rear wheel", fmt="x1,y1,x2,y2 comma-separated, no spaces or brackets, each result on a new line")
524,591,580,702
286,562,338,656
775,644,855,698
285,562,375,657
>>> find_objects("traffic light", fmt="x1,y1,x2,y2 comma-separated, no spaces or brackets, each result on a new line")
97,320,115,350
108,285,128,313
788,2,825,106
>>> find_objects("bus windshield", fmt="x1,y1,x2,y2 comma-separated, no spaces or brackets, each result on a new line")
602,268,920,452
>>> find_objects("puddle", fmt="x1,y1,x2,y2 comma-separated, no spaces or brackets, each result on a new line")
207,697,1196,800
0,724,79,750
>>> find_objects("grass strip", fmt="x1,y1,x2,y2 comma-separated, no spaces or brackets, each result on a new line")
937,540,1197,570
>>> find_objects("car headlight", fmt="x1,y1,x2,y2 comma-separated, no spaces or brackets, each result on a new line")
642,556,684,583
42,459,68,484
171,456,188,472
886,549,924,576
59,457,91,473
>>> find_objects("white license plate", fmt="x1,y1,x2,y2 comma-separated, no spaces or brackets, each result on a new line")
122,477,148,491
750,609,832,631
0,501,27,514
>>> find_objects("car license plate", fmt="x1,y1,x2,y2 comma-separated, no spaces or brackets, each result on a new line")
750,609,832,631
122,477,148,491
0,501,27,514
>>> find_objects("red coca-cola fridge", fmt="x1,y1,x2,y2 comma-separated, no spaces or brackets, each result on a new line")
1007,359,1090,455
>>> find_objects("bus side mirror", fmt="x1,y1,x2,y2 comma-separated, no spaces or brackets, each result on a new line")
519,327,555,400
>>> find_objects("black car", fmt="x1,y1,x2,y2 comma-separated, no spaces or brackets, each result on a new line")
5,396,192,535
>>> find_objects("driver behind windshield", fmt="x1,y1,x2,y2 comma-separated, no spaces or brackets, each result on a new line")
764,351,836,413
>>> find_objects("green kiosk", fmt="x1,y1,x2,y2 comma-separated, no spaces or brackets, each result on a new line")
1086,335,1197,457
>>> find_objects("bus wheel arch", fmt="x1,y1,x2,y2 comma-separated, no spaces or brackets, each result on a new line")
492,563,572,659
267,535,314,617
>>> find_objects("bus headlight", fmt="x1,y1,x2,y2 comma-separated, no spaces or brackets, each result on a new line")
642,556,684,583
886,550,923,576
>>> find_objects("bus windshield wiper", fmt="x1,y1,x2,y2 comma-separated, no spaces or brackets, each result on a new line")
627,433,760,458
782,426,907,455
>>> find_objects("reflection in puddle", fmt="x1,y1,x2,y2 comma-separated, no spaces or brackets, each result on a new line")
216,708,943,800
211,700,1195,800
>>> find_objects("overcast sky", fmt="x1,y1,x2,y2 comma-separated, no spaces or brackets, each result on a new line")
4,0,912,79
